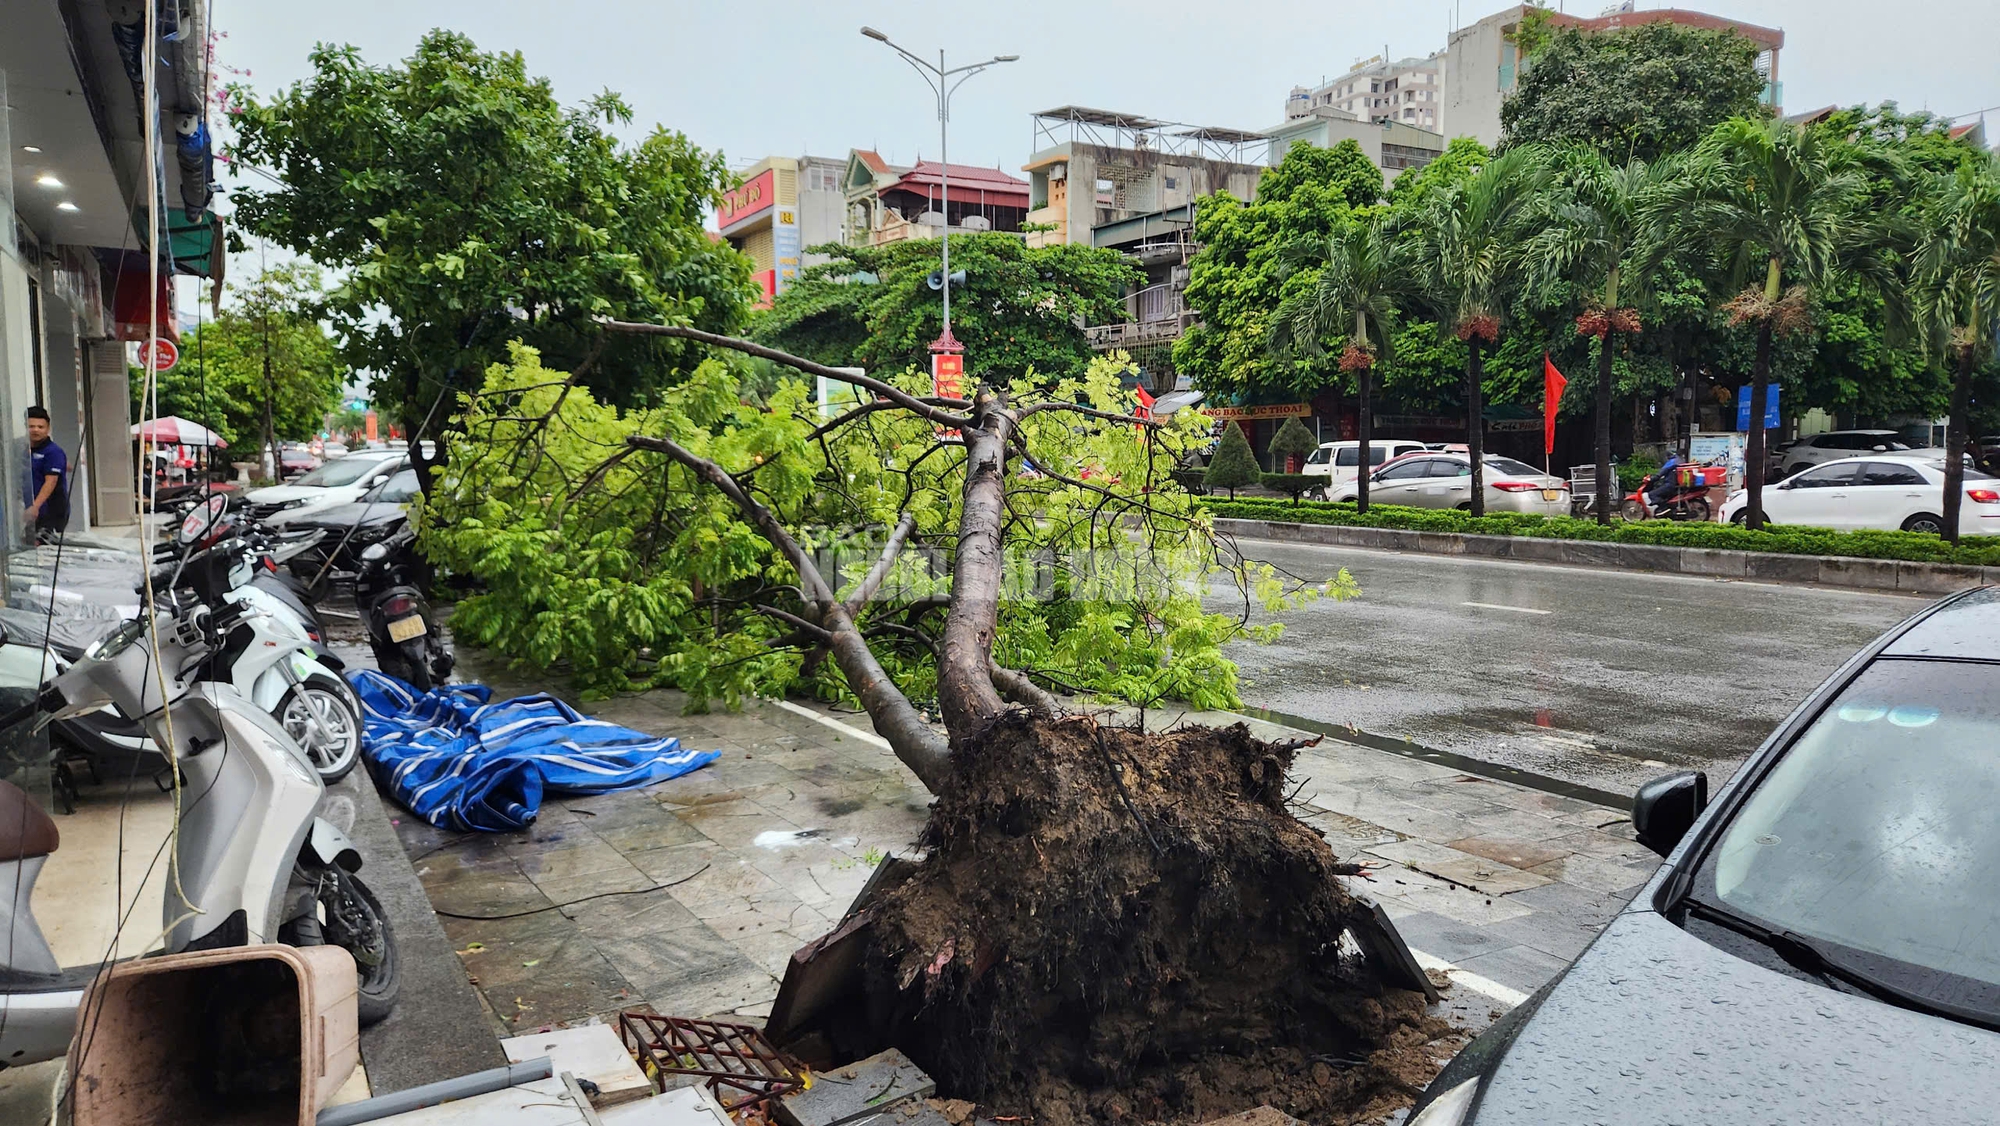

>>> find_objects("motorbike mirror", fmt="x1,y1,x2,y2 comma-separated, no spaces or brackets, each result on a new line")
1633,770,1709,857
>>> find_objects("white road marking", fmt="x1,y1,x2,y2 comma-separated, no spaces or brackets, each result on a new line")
773,699,894,751
1534,732,1596,749
1461,601,1552,615
1411,949,1530,1008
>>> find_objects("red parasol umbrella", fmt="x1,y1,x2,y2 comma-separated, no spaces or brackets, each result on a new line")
131,416,227,448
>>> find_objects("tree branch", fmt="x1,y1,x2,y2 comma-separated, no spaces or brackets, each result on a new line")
752,605,832,642
624,431,952,790
844,511,918,617
991,665,1061,718
1016,401,1163,428
598,318,973,428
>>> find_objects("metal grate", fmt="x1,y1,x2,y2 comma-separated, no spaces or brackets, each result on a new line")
617,1012,803,1116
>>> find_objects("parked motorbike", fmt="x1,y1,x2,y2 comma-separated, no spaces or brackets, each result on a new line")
354,524,454,691
0,509,401,1068
1621,472,1714,522
50,517,362,800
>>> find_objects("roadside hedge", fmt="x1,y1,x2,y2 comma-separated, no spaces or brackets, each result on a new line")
1198,497,2000,567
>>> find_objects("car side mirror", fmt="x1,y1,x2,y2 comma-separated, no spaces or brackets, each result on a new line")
1633,770,1708,857
1872,444,1888,452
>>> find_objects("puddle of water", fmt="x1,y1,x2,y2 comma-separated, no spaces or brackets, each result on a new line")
754,829,826,850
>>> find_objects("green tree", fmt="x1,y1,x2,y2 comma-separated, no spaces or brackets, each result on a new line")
1524,147,1683,522
1915,154,2000,543
228,32,751,489
1406,147,1548,516
752,233,1139,385
141,265,344,458
1271,213,1412,512
1501,20,1767,163
1175,140,1383,398
1384,137,1490,213
1650,117,1895,529
1204,421,1260,499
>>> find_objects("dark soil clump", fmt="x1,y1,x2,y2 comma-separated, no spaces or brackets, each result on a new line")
861,713,1455,1125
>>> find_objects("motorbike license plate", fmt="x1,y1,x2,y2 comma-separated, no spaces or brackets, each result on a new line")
1541,489,1562,502
387,615,427,643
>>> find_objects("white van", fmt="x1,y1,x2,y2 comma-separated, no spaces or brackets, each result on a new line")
1302,440,1432,500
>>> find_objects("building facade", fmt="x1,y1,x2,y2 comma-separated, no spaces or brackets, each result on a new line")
3,0,222,543
1022,107,1265,251
841,153,1029,249
1264,110,1446,182
1285,53,1445,133
1443,4,1785,148
715,154,847,306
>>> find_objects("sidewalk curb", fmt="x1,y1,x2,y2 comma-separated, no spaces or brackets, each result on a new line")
1216,517,2000,595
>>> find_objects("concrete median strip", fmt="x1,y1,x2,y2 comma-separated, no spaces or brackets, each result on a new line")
1217,517,2000,595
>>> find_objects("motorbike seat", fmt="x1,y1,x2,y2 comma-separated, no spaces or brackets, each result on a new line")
0,780,59,859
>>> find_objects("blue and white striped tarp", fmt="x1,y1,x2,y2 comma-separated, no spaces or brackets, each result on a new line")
348,670,720,833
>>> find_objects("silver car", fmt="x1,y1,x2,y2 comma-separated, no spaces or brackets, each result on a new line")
1367,453,1571,515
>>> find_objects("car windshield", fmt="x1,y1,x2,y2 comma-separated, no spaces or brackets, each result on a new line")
293,456,392,488
1700,658,2000,1018
1484,457,1544,477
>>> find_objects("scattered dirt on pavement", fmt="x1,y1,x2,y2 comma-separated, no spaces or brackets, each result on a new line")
860,713,1458,1125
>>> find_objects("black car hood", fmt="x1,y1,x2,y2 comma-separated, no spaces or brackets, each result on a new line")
295,501,406,533
1470,909,2000,1124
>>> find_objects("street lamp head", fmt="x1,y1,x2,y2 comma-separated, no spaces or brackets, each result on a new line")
860,26,889,41
994,55,1020,62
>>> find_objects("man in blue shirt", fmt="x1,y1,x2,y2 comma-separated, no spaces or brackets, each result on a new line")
23,406,69,542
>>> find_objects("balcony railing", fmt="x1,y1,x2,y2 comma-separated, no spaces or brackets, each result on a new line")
1085,283,1196,349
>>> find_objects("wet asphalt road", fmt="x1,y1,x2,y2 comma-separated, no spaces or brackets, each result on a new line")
1217,538,1925,796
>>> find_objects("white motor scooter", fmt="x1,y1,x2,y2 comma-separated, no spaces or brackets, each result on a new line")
0,513,400,1069
51,527,363,792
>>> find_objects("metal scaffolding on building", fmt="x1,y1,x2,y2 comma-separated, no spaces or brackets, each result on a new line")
1030,106,1269,164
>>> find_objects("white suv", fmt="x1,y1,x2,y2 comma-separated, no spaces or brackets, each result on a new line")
1302,440,1432,501
242,449,407,526
1779,430,1915,477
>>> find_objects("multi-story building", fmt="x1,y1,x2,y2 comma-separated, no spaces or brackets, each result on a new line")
1285,53,1445,133
1018,108,1267,393
1264,109,1447,183
1443,4,1785,148
3,0,224,541
715,154,848,306
1022,107,1266,252
839,152,1030,249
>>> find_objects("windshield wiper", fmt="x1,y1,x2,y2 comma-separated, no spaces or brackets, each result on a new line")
1685,898,2000,1032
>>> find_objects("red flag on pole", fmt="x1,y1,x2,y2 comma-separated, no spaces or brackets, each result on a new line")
1543,353,1567,459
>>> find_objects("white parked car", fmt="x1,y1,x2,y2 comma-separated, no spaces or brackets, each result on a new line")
1302,440,1432,501
1365,453,1572,515
1720,454,2000,536
1779,430,1915,477
241,448,407,527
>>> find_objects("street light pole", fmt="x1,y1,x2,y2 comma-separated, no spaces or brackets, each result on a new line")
860,27,1017,351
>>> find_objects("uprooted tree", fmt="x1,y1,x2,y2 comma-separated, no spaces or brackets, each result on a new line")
425,325,1455,1122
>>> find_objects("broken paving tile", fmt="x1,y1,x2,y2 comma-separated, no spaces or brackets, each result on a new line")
775,1048,935,1126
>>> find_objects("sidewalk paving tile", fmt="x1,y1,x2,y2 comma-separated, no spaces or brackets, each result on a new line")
1452,944,1574,994
1376,910,1516,965
1525,853,1657,895
1365,839,1554,896
1444,836,1573,871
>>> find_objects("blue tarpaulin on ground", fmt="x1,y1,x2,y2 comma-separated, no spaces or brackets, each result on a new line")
349,670,720,833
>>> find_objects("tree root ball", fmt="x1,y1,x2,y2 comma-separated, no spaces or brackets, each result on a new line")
861,714,1452,1125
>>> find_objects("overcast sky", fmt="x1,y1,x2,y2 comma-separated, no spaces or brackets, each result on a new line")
211,1,1999,186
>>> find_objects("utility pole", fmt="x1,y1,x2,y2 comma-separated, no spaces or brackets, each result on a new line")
860,27,1017,369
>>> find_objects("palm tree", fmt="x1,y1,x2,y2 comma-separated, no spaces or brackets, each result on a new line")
1272,213,1411,512
1525,147,1682,524
1409,146,1548,516
1647,117,1893,531
1914,154,2000,545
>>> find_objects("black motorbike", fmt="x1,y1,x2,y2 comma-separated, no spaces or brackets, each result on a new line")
354,524,454,691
